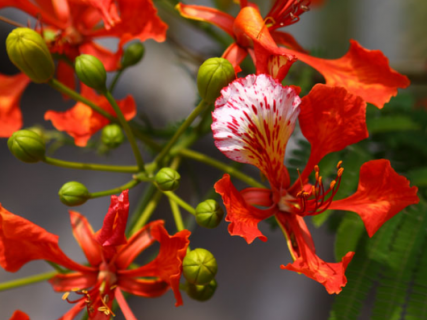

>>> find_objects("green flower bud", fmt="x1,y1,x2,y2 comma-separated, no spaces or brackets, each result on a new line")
6,28,54,83
183,248,218,285
155,168,181,191
101,124,124,149
121,42,145,69
7,130,45,163
186,279,217,302
195,199,224,229
75,54,107,91
197,57,235,103
58,181,90,206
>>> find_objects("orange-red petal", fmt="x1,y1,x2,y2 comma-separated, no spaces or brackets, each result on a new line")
281,40,410,108
44,85,136,147
329,160,419,237
222,43,248,73
176,3,235,37
0,73,31,137
295,84,368,188
0,204,92,273
49,272,98,292
214,174,274,244
9,310,29,320
277,213,354,294
272,31,308,53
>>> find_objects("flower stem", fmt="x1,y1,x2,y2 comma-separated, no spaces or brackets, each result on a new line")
0,271,57,291
109,69,125,92
178,148,266,188
154,100,209,165
46,261,67,274
44,156,139,173
126,183,157,236
89,179,140,198
103,91,146,172
129,190,163,235
169,197,186,231
162,190,196,216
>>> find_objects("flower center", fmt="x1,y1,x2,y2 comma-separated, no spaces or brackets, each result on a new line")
266,0,310,31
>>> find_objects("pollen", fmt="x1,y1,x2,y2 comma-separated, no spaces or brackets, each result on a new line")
62,292,70,300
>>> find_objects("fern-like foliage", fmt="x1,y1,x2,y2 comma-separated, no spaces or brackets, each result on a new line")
328,214,402,320
371,200,427,320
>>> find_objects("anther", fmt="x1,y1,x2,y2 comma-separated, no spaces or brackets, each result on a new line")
337,160,343,169
62,292,70,300
110,285,117,290
300,5,309,11
338,168,344,177
330,180,336,189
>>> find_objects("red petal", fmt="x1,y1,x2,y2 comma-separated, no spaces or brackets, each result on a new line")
0,204,92,273
214,174,273,244
9,310,29,320
277,213,354,294
115,288,138,320
281,40,410,108
56,301,85,320
57,61,76,99
70,0,119,29
222,43,248,73
118,222,190,306
329,160,419,237
49,272,98,292
177,3,235,37
0,73,30,137
90,0,167,43
96,190,129,248
272,31,308,53
115,220,161,270
79,40,123,72
35,0,70,23
117,277,169,297
69,211,102,267
44,85,136,147
295,84,368,188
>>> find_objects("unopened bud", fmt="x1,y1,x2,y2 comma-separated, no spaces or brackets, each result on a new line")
197,57,235,102
102,124,124,149
58,181,90,206
183,248,218,285
186,279,217,302
8,129,45,163
155,168,181,191
195,200,224,229
121,42,145,68
6,28,54,83
75,54,107,91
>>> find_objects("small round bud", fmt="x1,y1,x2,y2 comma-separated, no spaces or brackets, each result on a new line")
195,199,224,229
7,129,45,163
155,168,181,191
183,248,218,285
197,57,235,103
121,42,145,68
58,181,90,206
101,124,124,149
186,279,217,302
6,28,54,83
75,54,107,91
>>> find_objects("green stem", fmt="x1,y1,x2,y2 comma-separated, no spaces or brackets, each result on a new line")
46,261,67,274
0,271,57,291
109,69,125,92
129,190,163,235
126,183,157,236
48,79,115,122
162,190,196,216
44,156,139,173
90,179,140,198
104,91,146,172
169,197,185,231
154,100,209,165
178,148,266,189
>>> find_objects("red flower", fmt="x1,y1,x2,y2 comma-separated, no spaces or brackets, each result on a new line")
9,311,29,320
0,0,166,137
212,74,418,293
0,190,191,319
44,84,136,146
177,0,409,109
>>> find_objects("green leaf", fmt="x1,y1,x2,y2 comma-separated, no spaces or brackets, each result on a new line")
312,210,333,228
334,213,365,261
367,115,420,134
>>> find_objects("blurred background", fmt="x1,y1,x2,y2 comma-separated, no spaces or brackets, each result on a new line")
0,0,426,319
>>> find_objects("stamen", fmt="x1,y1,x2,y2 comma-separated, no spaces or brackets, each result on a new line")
256,17,276,40
62,292,70,300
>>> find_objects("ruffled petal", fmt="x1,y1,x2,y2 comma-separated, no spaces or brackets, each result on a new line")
295,84,368,188
0,204,92,273
214,174,274,244
281,40,410,108
118,222,190,307
176,3,235,37
9,310,29,320
90,0,167,43
115,220,160,270
49,272,98,292
329,160,419,237
69,211,102,267
117,277,169,297
212,74,300,189
69,0,119,29
44,85,136,147
272,31,308,53
35,0,70,23
277,213,354,294
0,73,31,137
96,190,129,248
